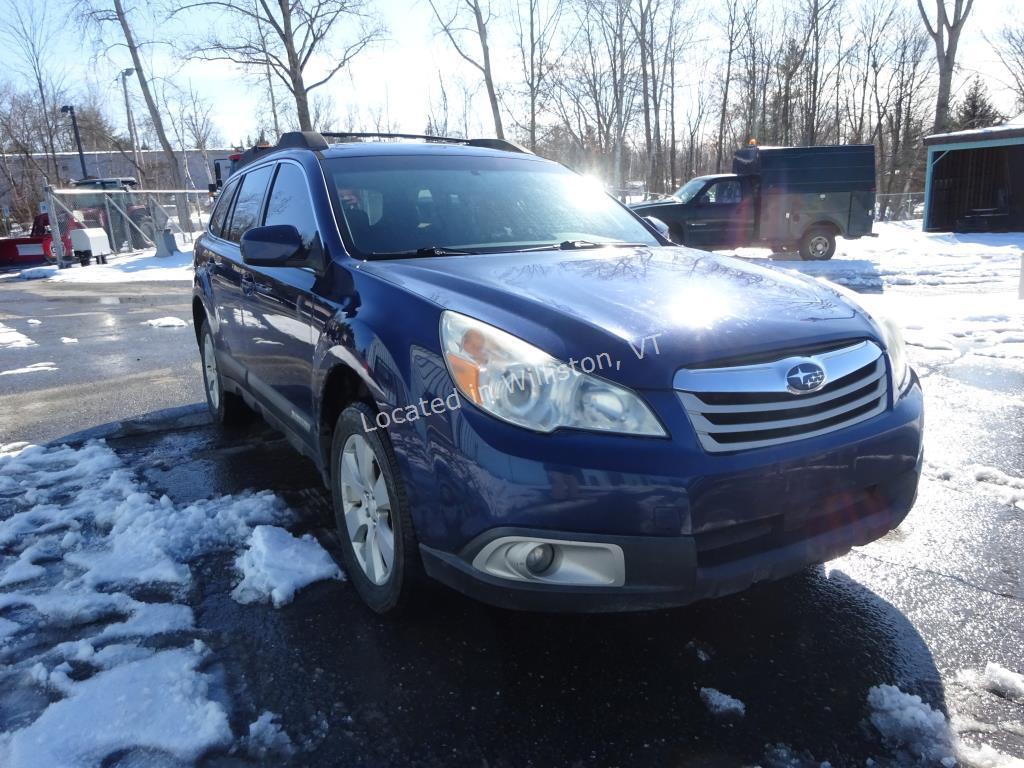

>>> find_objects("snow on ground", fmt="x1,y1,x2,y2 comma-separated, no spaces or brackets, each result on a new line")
60,337,78,344
867,684,1024,767
958,664,1024,701
1,242,195,284
25,319,40,325
0,362,58,376
699,687,745,717
0,323,35,350
732,222,1024,293
232,525,343,608
243,710,295,759
143,316,189,328
0,440,341,765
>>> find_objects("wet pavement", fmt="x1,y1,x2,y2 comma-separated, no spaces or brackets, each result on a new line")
0,278,201,444
2,278,1023,766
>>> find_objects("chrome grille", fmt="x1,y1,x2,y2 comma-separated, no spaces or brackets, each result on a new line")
674,341,889,453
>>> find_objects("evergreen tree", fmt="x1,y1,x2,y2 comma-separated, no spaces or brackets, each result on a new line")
952,78,1005,131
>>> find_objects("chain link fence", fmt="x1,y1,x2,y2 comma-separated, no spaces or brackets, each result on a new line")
44,186,215,265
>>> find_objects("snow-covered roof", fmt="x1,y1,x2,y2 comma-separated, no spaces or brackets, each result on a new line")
925,114,1024,146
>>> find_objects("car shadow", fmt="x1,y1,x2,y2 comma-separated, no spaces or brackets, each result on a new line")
200,560,944,768
50,413,944,767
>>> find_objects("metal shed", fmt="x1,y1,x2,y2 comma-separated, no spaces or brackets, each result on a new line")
923,115,1024,233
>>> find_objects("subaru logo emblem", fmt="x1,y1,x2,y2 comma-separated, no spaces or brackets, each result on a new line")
786,361,826,394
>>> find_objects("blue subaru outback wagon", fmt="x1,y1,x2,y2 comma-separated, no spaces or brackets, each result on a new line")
192,131,923,613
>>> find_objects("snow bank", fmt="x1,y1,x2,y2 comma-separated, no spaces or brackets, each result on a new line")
0,322,35,349
699,687,745,717
1,245,195,284
12,266,56,280
232,525,343,607
143,316,189,328
733,222,1024,293
0,440,299,765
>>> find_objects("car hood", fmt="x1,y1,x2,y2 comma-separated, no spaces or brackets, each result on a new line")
358,246,880,390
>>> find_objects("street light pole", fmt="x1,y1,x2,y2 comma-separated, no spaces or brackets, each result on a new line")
60,105,89,180
118,68,142,181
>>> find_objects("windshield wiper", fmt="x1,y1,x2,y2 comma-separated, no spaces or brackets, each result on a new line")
513,240,651,253
370,246,477,258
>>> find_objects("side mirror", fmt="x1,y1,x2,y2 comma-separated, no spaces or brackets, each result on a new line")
644,216,670,239
240,224,304,267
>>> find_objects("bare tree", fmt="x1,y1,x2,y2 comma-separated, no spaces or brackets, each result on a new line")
81,0,185,196
177,0,384,132
714,0,742,172
428,0,504,139
992,23,1024,112
0,0,65,183
511,0,563,150
916,0,975,134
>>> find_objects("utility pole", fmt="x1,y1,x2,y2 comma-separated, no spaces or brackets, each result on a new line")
118,68,143,182
60,105,88,180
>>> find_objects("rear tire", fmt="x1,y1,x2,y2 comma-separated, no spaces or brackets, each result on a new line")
330,403,422,614
132,217,156,249
799,228,836,260
199,319,249,426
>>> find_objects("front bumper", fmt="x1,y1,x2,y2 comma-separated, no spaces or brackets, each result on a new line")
420,458,919,612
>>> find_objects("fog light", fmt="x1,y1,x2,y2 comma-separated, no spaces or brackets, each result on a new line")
525,543,555,575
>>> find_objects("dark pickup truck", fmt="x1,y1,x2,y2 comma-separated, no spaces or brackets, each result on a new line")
631,144,875,260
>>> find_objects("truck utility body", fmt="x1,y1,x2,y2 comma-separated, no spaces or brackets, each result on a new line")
632,144,876,260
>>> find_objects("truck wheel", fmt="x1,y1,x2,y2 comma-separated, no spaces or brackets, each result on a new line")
330,402,423,614
799,228,836,260
199,320,250,426
132,217,156,249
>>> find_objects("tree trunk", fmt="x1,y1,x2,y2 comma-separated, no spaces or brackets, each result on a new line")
112,0,190,238
472,0,504,139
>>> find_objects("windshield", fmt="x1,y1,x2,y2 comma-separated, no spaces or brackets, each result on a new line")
324,154,659,258
673,178,707,204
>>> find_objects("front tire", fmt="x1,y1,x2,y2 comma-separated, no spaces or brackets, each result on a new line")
330,403,422,613
799,228,836,260
199,320,249,426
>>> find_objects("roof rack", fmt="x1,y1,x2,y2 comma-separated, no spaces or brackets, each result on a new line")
317,131,533,154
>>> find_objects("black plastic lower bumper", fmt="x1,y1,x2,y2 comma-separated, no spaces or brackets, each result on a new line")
419,463,920,612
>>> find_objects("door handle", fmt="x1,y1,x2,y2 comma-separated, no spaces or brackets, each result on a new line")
240,272,256,295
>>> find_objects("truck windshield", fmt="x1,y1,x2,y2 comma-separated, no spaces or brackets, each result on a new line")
673,178,706,204
324,154,659,258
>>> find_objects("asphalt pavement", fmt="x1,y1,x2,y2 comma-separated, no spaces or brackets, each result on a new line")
1,275,1022,766
0,278,202,444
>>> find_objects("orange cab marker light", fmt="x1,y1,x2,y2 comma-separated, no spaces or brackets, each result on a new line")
447,354,482,404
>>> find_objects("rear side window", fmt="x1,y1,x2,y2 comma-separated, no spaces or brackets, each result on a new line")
226,165,273,242
263,163,319,249
208,178,238,237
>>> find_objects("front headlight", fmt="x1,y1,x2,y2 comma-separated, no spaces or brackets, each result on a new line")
816,278,909,392
440,311,666,436
876,314,909,392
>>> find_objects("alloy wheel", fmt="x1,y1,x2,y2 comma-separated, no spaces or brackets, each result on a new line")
339,433,395,585
203,333,220,411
